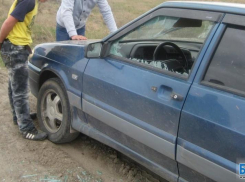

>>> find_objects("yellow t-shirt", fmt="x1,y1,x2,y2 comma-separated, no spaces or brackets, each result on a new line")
7,0,38,46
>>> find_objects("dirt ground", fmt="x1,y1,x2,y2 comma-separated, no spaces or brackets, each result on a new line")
0,68,161,182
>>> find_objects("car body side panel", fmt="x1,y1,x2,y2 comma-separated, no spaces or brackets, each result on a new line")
27,2,245,181
29,43,89,110
177,24,245,182
71,109,177,182
83,58,190,135
79,12,222,181
81,56,193,181
178,88,245,182
178,163,215,182
82,96,175,158
180,88,245,166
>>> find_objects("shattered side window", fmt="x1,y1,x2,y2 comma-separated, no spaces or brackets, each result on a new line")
109,15,215,77
123,16,179,40
110,16,179,58
129,58,189,77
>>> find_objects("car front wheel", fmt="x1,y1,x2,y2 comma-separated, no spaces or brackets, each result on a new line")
37,78,79,143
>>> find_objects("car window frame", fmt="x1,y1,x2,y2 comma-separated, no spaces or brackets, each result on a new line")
201,14,245,98
105,8,223,80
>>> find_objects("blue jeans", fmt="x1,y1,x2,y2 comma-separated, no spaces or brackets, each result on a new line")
56,23,86,41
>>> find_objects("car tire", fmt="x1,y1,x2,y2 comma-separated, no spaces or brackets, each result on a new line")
37,78,79,143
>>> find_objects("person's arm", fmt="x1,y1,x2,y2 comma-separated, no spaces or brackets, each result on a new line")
0,16,18,49
0,0,35,49
97,0,117,33
60,0,86,40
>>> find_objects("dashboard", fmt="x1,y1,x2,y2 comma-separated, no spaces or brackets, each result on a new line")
115,41,201,75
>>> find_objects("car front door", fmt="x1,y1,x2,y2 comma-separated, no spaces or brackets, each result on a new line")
177,14,245,182
83,8,222,181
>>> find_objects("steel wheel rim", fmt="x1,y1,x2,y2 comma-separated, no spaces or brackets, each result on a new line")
41,89,63,133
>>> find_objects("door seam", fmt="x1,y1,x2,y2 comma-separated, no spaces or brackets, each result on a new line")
174,13,226,182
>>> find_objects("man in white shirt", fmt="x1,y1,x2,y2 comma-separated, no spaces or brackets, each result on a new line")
56,0,117,41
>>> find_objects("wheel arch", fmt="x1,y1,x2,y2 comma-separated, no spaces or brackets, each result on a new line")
38,69,69,92
39,70,59,90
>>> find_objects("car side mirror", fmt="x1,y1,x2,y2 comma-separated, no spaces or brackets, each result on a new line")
85,42,110,58
85,42,103,58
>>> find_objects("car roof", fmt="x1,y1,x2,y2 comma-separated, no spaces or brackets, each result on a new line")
161,1,245,15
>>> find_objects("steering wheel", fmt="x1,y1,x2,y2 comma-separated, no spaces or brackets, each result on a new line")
153,42,188,69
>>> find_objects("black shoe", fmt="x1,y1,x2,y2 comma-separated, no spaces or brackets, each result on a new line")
22,128,48,141
30,113,37,120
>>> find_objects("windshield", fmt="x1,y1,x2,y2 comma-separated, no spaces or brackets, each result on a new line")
122,16,215,43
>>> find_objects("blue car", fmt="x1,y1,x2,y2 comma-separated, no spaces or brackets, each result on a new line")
28,1,245,182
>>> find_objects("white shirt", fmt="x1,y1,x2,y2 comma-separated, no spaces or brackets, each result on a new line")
56,0,118,37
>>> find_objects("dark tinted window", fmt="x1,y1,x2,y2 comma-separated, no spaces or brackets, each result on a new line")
204,26,245,94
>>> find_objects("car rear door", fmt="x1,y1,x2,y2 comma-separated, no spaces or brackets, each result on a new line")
82,8,222,182
177,14,245,182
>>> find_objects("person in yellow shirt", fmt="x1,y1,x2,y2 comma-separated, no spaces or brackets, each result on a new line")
0,0,48,141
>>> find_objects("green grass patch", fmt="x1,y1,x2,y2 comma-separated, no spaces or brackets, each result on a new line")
32,24,56,47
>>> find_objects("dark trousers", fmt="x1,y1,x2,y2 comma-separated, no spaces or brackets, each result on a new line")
56,23,86,41
0,40,35,132
8,80,17,122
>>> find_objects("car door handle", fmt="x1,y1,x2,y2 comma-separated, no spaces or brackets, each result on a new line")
171,92,183,101
154,85,183,102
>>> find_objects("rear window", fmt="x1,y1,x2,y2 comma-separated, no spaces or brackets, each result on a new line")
204,26,245,95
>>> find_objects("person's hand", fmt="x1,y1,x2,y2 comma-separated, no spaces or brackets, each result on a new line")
71,35,87,40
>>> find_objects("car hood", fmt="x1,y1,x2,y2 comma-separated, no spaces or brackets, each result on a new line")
32,39,101,65
54,39,101,46
34,39,101,52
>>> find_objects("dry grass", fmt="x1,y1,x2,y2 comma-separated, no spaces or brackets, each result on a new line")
0,0,245,66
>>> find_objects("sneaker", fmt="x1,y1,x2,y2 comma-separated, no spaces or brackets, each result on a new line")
22,128,48,141
30,113,37,120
